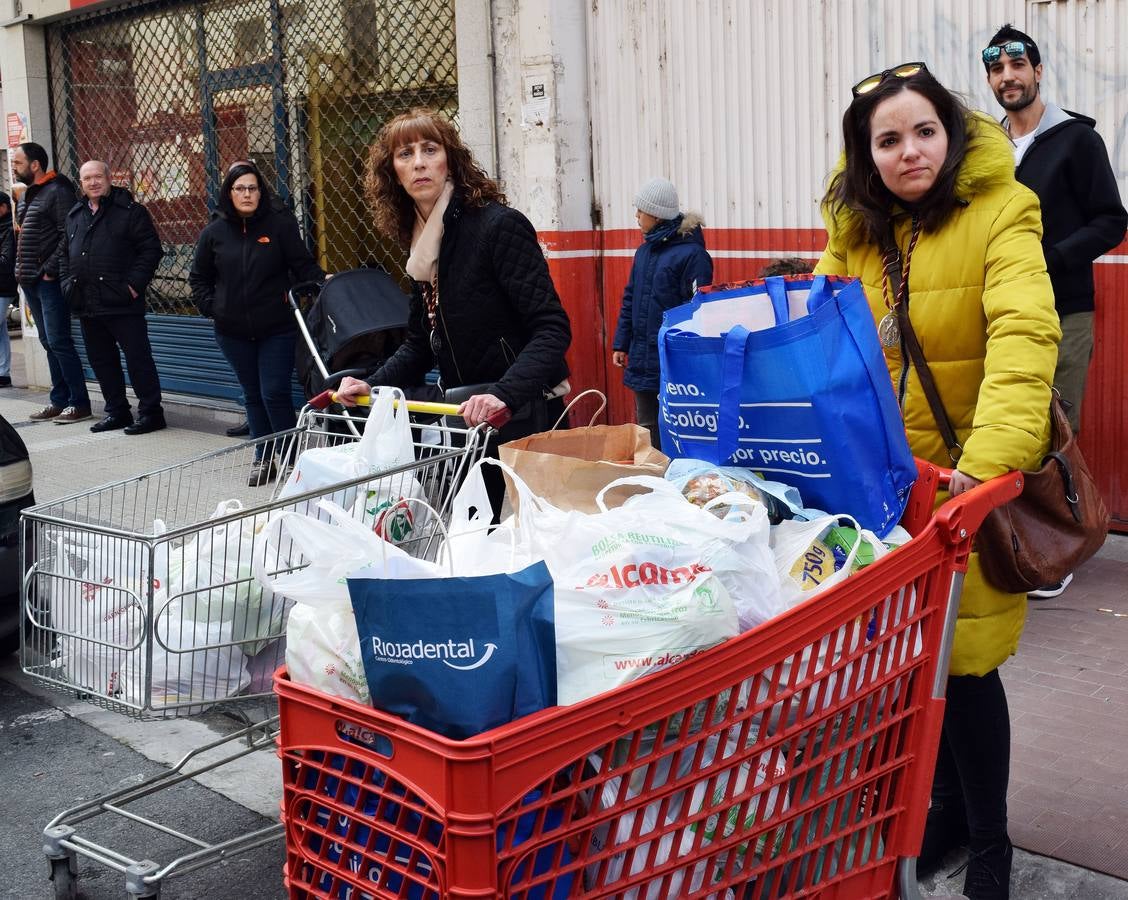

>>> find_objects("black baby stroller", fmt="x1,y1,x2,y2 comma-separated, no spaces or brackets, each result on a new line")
290,267,410,398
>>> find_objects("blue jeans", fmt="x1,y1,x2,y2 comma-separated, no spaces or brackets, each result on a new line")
214,329,297,460
0,296,14,377
22,277,90,408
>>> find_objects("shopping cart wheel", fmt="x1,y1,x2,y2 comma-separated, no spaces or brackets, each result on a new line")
125,859,161,898
47,855,77,900
44,824,78,900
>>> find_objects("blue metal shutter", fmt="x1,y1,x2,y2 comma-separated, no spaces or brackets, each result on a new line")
72,314,305,406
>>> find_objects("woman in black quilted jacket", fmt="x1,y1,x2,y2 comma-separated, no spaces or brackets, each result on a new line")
336,108,572,513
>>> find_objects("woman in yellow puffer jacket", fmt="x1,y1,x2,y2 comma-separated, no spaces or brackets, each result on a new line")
814,65,1059,900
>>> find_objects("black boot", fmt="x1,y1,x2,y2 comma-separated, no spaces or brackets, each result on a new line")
955,837,1013,900
917,797,970,877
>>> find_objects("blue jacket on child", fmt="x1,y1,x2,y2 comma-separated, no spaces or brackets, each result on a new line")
612,213,712,392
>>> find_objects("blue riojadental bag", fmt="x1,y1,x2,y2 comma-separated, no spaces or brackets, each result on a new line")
348,561,556,740
658,274,916,536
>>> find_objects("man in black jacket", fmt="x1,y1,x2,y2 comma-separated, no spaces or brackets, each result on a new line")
985,25,1128,601
13,142,89,423
0,192,18,387
60,160,165,434
985,25,1127,434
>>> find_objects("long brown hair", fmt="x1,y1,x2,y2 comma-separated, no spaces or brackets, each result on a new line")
822,69,972,246
365,108,506,247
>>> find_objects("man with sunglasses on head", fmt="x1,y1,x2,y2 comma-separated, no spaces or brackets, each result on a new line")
984,24,1126,600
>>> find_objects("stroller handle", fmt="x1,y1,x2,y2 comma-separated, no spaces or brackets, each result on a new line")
308,389,513,430
287,280,325,310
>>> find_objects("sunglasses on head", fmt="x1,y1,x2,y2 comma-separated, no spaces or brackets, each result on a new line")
982,41,1026,64
852,62,927,98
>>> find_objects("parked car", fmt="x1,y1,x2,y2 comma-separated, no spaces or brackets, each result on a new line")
0,413,34,655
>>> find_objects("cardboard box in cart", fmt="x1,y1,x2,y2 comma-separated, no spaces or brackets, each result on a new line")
275,461,1023,899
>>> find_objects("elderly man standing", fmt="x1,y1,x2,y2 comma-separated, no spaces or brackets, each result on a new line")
59,160,166,434
13,142,88,422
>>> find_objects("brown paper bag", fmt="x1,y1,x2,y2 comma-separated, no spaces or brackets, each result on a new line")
499,423,670,513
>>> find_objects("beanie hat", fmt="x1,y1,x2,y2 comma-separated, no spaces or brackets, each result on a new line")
634,177,679,220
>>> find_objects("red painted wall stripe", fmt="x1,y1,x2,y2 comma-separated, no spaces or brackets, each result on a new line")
543,225,1127,531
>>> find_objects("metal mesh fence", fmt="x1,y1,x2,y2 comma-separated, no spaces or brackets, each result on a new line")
47,0,457,315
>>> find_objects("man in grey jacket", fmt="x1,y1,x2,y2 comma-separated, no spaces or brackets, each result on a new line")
13,142,89,423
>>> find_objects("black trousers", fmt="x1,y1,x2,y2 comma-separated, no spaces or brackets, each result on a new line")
80,314,163,419
932,669,1011,843
633,389,661,451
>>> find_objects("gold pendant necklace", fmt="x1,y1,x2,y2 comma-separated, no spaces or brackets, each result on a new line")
879,218,922,350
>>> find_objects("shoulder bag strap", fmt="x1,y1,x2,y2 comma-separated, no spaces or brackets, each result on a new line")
881,241,963,461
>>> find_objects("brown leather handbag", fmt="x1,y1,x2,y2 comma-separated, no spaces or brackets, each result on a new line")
971,395,1109,592
885,246,1109,593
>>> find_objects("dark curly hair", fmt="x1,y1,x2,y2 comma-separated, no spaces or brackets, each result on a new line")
365,108,506,247
821,67,975,246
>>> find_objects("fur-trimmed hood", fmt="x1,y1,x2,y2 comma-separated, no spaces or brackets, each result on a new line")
822,112,1015,249
677,212,705,236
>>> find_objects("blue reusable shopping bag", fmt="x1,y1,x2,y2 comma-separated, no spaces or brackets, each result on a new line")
348,562,556,740
657,275,916,536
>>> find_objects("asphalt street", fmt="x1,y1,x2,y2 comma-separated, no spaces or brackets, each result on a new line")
2,675,286,899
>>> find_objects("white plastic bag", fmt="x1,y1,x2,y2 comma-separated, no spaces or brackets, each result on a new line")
48,530,159,695
490,460,778,705
258,502,394,704
770,514,889,609
121,612,250,714
769,515,923,717
584,723,787,899
165,500,285,655
278,388,427,546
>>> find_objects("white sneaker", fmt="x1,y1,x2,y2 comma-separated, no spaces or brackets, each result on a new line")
1028,572,1073,600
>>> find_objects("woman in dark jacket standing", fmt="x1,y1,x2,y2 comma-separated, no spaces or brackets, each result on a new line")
189,161,324,485
611,177,712,450
336,108,572,515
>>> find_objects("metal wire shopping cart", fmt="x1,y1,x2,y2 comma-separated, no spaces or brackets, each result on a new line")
273,463,1022,899
20,400,499,899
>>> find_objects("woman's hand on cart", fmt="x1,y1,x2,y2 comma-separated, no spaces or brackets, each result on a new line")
457,393,508,428
948,470,982,496
334,376,371,407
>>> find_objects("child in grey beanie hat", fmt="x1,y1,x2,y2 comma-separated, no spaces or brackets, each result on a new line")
613,177,712,450
633,177,680,220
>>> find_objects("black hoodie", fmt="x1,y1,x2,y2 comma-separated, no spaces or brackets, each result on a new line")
189,194,324,339
1011,105,1127,315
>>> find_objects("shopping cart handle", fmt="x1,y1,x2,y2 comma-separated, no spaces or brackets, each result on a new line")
395,399,513,430
308,390,512,429
933,469,1023,545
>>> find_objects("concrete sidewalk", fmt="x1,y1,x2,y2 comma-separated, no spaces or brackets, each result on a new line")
2,330,1126,898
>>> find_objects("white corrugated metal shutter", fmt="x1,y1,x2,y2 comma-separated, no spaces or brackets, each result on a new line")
588,0,1065,232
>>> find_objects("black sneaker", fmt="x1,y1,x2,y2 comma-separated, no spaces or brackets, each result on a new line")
953,838,1013,900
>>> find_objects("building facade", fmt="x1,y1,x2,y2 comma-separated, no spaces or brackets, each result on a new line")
6,0,1127,524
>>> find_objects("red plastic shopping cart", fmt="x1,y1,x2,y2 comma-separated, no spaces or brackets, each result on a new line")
273,461,1021,899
